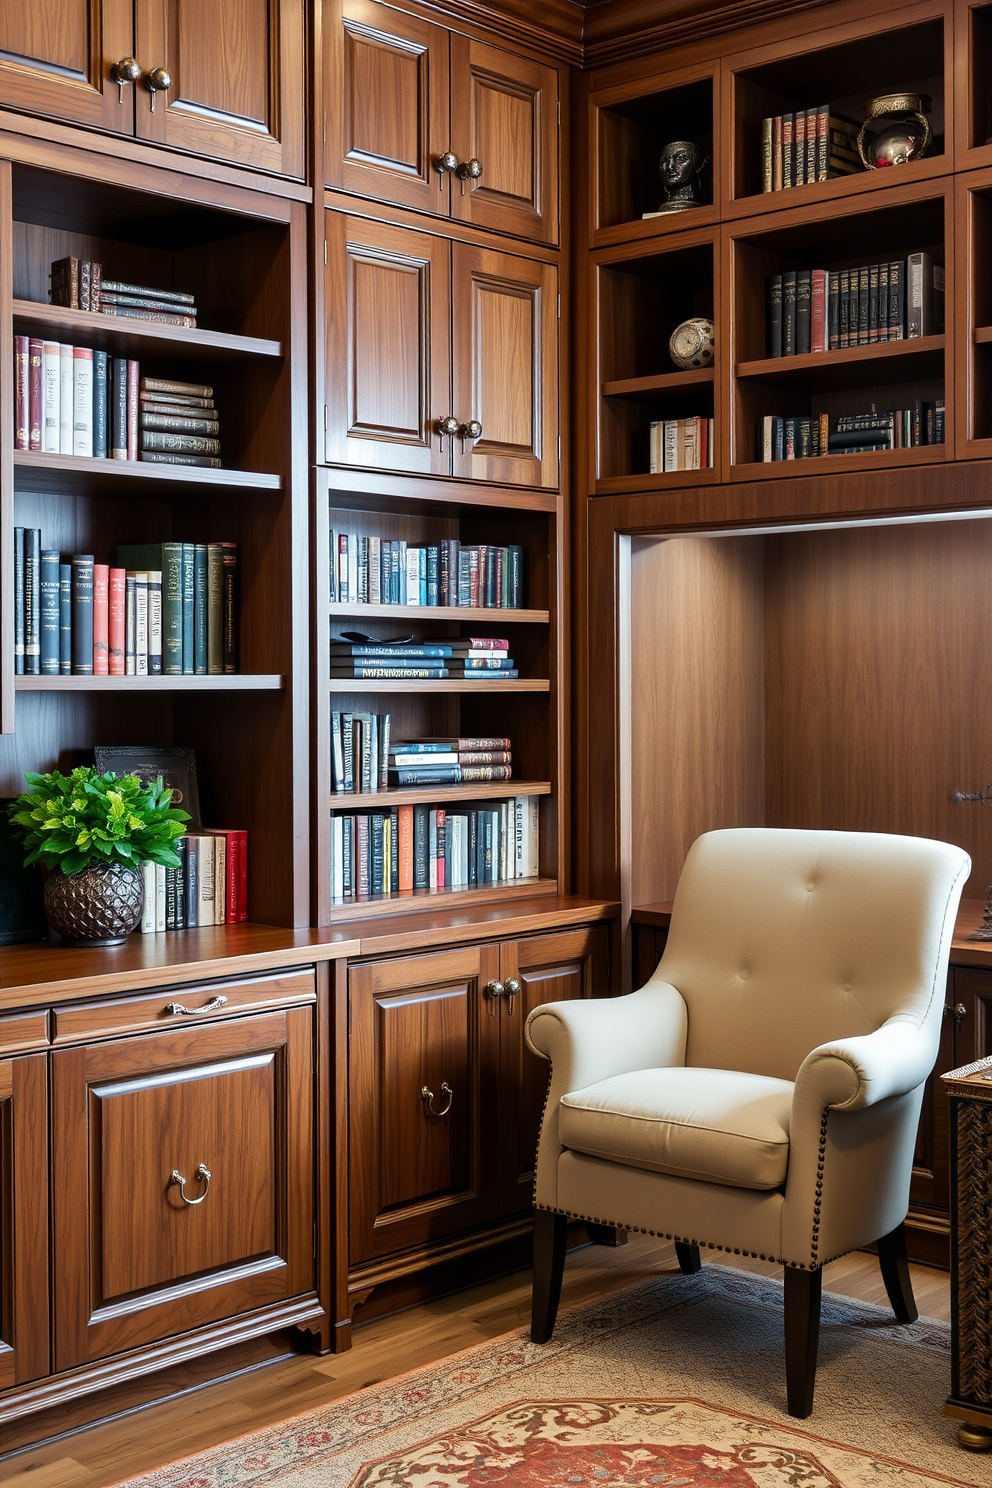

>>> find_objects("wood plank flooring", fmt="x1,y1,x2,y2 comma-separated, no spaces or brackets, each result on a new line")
3,1241,950,1486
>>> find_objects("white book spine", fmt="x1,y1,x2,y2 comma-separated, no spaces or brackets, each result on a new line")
526,796,540,878
347,533,358,602
428,810,438,890
405,548,420,605
198,835,216,923
214,837,226,924
338,535,349,604
147,570,162,672
59,343,73,454
649,420,659,475
141,862,156,932
42,342,60,452
663,420,678,473
368,537,381,603
72,349,93,457
125,577,136,674
155,863,166,932
762,415,774,463
515,796,525,877
134,573,148,676
332,816,343,900
709,418,715,467
499,801,509,880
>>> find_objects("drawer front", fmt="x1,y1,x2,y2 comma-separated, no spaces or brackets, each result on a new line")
52,968,316,1045
0,1009,49,1054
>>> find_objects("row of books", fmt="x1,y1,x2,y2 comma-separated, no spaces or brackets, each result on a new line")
387,736,513,787
331,639,519,680
330,795,541,900
759,404,945,460
760,108,861,192
139,830,248,932
14,533,239,676
648,417,715,473
13,339,221,468
51,258,198,327
332,533,524,609
767,256,944,357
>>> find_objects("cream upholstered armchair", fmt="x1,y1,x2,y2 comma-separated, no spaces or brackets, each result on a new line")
526,827,969,1417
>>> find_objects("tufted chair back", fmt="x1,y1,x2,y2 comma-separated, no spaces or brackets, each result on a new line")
652,827,966,1082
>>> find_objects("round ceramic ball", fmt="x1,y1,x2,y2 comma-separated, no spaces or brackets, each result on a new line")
669,317,715,370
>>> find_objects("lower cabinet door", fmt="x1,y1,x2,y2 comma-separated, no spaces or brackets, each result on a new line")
496,926,609,1216
52,1008,315,1370
0,1054,49,1388
349,943,501,1263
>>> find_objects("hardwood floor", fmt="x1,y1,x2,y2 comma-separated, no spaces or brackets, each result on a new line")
3,1240,951,1486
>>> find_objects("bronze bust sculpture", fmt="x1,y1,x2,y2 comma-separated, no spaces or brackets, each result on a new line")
646,139,709,216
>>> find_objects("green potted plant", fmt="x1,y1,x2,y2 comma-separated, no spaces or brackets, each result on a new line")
9,767,189,946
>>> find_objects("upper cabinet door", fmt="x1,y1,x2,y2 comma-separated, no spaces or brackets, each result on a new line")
327,0,451,215
449,37,559,245
0,0,134,132
325,213,452,476
451,243,558,488
133,0,305,177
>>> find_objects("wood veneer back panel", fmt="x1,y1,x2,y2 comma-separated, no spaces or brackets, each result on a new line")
629,534,765,906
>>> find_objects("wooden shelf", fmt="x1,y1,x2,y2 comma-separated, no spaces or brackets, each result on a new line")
13,451,280,497
15,675,283,692
325,876,558,921
329,679,550,693
602,368,715,400
329,603,550,624
332,781,551,809
732,443,948,480
974,326,992,344
736,336,945,391
12,300,282,361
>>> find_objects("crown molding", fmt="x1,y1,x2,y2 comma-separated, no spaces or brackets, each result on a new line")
579,0,835,67
413,0,584,63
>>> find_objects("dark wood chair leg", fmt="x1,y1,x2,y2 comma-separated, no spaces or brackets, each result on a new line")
675,1241,702,1273
784,1265,822,1419
877,1222,918,1324
531,1210,568,1344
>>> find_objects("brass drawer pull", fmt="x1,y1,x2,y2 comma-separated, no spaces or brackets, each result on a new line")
164,994,229,1016
421,1081,453,1117
171,1163,211,1205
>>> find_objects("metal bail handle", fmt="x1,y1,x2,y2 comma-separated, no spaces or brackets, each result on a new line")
171,1162,212,1205
421,1081,453,1117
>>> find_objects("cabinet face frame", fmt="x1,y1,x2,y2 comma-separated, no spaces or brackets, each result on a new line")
0,1053,49,1388
51,1008,315,1370
0,0,134,135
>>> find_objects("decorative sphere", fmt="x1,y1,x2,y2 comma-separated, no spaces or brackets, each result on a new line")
867,119,929,167
669,317,715,370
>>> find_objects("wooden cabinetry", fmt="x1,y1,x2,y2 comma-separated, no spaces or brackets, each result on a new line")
0,1042,49,1390
326,0,559,244
0,0,304,176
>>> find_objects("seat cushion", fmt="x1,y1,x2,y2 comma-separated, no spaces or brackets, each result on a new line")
558,1066,794,1191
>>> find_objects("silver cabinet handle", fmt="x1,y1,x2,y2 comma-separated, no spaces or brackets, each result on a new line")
164,994,228,1016
421,1081,453,1117
171,1163,211,1205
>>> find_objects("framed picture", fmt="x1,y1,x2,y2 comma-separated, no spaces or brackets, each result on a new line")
93,746,201,828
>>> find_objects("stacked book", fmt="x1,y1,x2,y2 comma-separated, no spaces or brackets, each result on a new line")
331,533,524,608
140,377,220,468
331,711,391,793
330,794,541,900
51,258,198,326
387,736,513,786
331,637,518,680
13,532,239,676
767,254,943,356
648,417,715,473
14,338,138,457
140,829,248,932
760,108,861,192
759,403,945,461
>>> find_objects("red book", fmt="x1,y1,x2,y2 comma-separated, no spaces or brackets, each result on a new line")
14,335,29,450
235,830,248,920
793,111,806,185
127,358,139,460
398,804,414,892
28,337,43,450
108,567,126,674
810,269,827,353
436,808,446,890
772,115,783,191
92,563,109,674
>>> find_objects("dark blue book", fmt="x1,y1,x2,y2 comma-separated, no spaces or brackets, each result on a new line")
181,541,195,673
389,806,399,893
483,811,494,883
413,805,429,889
194,543,208,675
111,357,128,458
331,643,453,658
371,813,384,896
427,546,439,606
185,836,198,927
388,767,462,786
24,529,40,676
174,838,186,929
507,546,523,608
13,528,24,675
39,550,60,675
59,563,72,673
71,554,94,675
389,741,457,754
468,810,478,885
93,350,108,458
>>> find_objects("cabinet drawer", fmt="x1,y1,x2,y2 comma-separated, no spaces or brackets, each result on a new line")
0,1009,49,1054
52,969,316,1045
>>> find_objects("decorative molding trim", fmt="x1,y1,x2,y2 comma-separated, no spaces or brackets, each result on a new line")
580,0,838,67
411,0,584,63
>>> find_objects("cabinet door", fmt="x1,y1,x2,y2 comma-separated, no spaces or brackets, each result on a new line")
952,966,992,1065
0,1055,49,1388
449,37,559,245
496,926,609,1217
0,0,133,132
52,1008,314,1369
349,943,501,1263
450,243,558,488
325,213,452,475
327,0,450,214
133,0,305,176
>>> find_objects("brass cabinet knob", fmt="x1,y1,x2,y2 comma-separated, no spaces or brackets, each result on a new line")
459,419,483,443
485,978,505,1015
457,157,483,194
435,414,459,450
503,975,521,1013
110,56,141,102
145,65,172,111
434,150,459,191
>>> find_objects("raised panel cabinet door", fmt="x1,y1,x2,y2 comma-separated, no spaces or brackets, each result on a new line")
449,37,559,245
0,1056,49,1389
133,0,305,176
325,213,452,475
52,1008,315,1369
496,926,609,1217
0,0,134,132
952,966,992,1066
349,943,501,1263
450,244,558,488
326,0,450,214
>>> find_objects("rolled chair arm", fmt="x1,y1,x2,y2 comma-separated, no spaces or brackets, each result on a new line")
794,1015,941,1114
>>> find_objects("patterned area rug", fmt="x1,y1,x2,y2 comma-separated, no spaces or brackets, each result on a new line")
117,1267,985,1488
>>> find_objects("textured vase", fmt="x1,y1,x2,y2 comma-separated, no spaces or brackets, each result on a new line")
669,317,715,370
43,863,143,946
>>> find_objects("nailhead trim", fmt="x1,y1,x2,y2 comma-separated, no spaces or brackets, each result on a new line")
810,1107,830,1269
